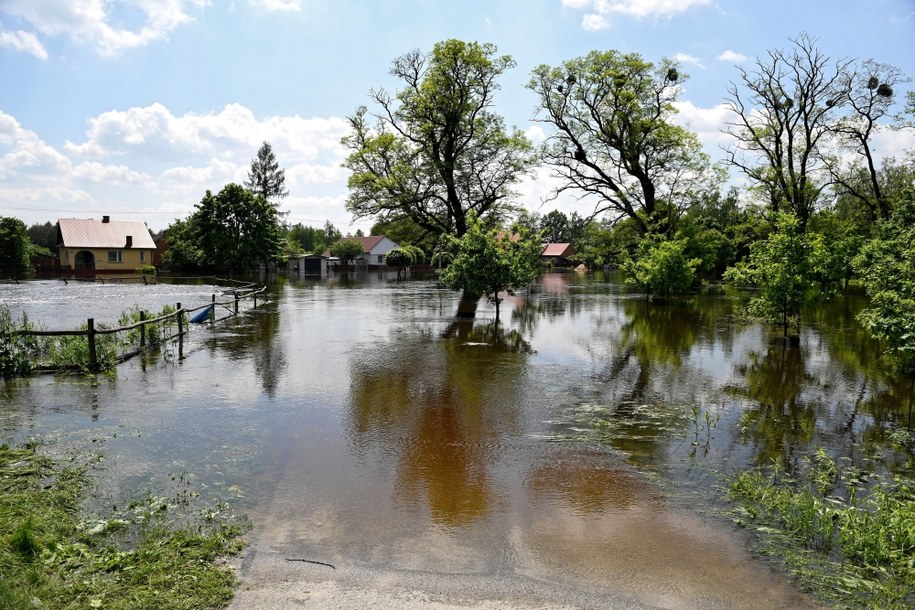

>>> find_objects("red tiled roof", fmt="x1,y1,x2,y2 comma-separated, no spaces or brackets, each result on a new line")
542,243,576,257
58,218,156,249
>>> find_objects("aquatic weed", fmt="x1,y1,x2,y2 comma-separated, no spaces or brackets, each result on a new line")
728,451,915,609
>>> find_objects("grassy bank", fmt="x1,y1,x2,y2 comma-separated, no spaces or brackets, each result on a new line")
0,443,246,609
727,448,915,609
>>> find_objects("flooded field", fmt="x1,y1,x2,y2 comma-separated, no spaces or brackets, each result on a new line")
2,272,911,608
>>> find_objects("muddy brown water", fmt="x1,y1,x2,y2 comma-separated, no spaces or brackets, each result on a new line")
2,272,911,608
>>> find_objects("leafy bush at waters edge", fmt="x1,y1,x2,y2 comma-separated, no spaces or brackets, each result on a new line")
0,443,247,610
0,303,181,376
728,447,915,609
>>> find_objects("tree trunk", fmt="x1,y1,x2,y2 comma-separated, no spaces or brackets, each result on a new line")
455,291,480,318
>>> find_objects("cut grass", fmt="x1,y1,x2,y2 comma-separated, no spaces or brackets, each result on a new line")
0,443,247,609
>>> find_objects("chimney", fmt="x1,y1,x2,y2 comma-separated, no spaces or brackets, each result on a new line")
125,235,133,248
102,215,110,223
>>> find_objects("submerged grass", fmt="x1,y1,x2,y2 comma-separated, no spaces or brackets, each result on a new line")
0,443,247,609
727,448,915,609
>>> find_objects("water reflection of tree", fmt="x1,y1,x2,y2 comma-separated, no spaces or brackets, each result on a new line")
202,303,286,397
347,320,530,526
728,345,816,469
589,299,716,469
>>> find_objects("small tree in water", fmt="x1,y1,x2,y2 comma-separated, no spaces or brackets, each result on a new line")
438,215,542,322
724,213,825,341
621,235,700,300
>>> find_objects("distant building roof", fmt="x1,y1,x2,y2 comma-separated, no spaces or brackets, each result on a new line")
58,218,156,249
542,243,576,257
321,235,393,257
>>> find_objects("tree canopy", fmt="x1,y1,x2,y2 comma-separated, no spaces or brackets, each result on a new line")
0,217,32,279
163,183,282,273
528,50,721,236
342,39,535,239
245,141,289,209
438,214,542,321
724,213,825,339
853,188,915,374
329,239,364,266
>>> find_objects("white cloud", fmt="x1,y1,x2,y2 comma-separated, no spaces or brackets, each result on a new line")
0,29,48,59
565,0,711,28
250,0,302,11
671,100,733,148
1,104,361,232
581,13,609,30
674,53,704,69
0,0,203,57
525,126,547,142
718,50,748,63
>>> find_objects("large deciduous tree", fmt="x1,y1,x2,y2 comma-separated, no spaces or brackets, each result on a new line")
829,60,909,221
342,39,535,239
725,33,852,231
245,141,289,209
164,183,282,273
528,50,721,237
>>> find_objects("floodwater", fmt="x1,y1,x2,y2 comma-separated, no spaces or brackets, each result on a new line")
2,272,912,608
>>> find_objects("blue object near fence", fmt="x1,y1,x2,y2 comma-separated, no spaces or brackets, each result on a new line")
189,304,214,324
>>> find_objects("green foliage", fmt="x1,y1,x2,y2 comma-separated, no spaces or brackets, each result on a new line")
438,214,542,321
529,50,721,236
728,451,915,609
117,305,177,349
26,221,57,252
620,235,700,299
853,188,915,374
244,141,288,207
0,444,246,610
0,306,37,378
135,264,157,277
164,183,282,273
329,239,364,266
0,217,33,279
724,213,825,338
343,39,534,238
43,322,119,373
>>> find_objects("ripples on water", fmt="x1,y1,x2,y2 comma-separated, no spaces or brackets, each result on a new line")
1,272,910,609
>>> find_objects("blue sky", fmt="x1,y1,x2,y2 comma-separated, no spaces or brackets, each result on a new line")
1,0,914,234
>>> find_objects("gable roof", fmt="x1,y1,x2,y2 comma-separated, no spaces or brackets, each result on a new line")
321,235,394,257
58,218,156,249
542,243,576,257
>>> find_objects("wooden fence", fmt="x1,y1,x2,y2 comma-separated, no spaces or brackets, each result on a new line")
13,285,267,374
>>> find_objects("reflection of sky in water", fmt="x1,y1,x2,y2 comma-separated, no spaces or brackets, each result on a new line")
1,273,903,609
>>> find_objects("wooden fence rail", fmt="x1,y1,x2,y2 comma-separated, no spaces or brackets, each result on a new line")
12,285,267,373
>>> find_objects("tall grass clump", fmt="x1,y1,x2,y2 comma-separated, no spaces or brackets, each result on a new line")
728,447,915,609
0,305,37,378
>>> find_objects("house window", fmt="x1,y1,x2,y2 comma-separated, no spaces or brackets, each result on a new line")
139,250,145,263
378,255,384,264
108,250,123,263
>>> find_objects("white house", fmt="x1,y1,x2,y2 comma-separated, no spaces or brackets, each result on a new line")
323,235,401,268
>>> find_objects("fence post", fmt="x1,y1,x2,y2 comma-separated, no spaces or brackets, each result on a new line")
253,291,257,309
87,318,99,373
211,294,216,323
234,293,239,315
139,310,146,348
176,302,184,360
